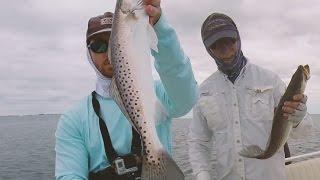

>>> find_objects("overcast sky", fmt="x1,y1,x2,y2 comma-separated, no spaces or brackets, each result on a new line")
1,0,319,116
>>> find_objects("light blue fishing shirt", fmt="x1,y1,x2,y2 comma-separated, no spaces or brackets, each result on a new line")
55,15,199,180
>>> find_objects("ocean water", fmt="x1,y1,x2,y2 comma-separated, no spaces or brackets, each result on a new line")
0,114,319,180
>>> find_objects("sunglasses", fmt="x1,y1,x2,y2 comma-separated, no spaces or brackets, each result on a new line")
88,40,108,53
211,37,237,50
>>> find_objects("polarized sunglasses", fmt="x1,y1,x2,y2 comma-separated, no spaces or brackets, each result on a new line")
88,40,108,53
211,37,237,50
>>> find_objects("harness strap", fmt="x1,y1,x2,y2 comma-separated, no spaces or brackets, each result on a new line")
92,91,118,162
91,91,142,163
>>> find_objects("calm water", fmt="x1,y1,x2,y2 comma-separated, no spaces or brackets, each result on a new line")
0,114,319,180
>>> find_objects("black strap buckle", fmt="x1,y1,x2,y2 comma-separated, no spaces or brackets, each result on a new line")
114,157,138,175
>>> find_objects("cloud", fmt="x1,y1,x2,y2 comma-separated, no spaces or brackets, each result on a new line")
0,0,319,115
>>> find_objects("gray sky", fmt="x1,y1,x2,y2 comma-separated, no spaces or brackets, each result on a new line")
1,0,319,115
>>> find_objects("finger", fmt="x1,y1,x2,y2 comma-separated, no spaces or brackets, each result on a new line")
283,113,289,119
145,5,160,17
283,101,300,109
282,106,295,114
292,94,304,101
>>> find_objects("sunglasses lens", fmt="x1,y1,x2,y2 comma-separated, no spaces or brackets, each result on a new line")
89,41,108,53
211,37,236,50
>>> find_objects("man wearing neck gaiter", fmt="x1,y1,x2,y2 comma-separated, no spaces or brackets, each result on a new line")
55,1,198,179
188,13,313,180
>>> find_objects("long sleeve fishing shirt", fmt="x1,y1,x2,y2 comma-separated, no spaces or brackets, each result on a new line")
188,62,313,180
55,15,198,180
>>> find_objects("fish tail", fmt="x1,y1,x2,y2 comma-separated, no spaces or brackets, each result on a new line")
141,150,184,180
239,145,265,158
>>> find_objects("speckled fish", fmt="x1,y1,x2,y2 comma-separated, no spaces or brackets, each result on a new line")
239,65,310,159
108,0,184,179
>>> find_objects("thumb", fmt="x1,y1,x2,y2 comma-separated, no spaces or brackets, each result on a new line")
145,5,160,17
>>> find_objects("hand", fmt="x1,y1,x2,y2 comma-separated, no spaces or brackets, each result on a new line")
282,94,307,127
143,0,161,25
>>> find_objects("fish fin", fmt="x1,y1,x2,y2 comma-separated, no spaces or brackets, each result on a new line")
131,0,144,12
109,78,132,122
239,145,264,158
121,0,144,15
154,100,168,124
141,150,184,180
147,23,158,52
120,0,132,14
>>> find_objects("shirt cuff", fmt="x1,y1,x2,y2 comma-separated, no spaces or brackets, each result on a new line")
153,14,170,38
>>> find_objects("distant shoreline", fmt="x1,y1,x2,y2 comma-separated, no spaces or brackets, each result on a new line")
1,114,319,118
0,114,61,117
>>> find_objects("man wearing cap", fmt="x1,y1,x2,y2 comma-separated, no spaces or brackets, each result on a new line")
55,1,198,180
188,13,312,180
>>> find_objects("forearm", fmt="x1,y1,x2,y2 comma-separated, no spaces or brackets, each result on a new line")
152,15,198,117
152,15,187,71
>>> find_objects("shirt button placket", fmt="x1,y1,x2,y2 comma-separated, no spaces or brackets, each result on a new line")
232,86,245,180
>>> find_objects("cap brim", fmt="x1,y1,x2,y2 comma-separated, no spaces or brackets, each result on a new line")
87,28,112,40
204,30,238,48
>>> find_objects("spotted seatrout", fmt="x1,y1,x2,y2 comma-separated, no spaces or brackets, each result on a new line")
239,65,310,159
108,0,184,179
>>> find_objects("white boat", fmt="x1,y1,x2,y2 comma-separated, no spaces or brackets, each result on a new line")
285,151,320,180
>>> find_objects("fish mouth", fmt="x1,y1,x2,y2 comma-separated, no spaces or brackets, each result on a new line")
303,64,311,80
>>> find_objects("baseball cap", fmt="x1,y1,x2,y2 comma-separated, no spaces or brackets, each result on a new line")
86,12,113,45
201,13,238,48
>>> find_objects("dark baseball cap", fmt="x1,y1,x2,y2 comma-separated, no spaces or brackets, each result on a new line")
86,12,113,44
201,13,238,48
